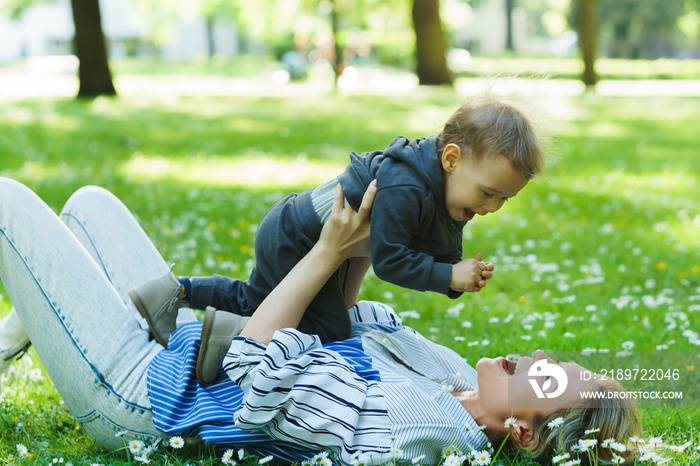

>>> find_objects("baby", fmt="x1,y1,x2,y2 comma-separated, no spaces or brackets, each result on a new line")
130,95,544,384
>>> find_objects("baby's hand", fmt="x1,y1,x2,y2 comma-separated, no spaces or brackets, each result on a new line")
449,253,495,293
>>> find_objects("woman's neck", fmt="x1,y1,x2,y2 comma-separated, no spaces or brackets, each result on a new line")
452,390,500,439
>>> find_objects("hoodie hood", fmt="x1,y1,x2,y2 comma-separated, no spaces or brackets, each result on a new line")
338,135,445,211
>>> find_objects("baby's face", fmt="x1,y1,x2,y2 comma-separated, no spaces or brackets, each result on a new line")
442,146,529,222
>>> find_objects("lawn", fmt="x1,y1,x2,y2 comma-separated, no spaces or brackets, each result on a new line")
0,86,698,465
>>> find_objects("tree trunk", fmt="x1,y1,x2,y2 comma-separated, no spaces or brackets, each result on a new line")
579,0,597,86
505,0,514,51
205,15,216,58
70,0,116,97
612,25,629,58
412,0,452,85
329,0,343,80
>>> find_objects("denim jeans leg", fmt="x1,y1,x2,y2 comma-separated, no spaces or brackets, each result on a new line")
60,186,197,329
0,308,30,378
0,179,168,450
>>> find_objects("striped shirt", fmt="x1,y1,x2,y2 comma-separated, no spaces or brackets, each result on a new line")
147,301,488,464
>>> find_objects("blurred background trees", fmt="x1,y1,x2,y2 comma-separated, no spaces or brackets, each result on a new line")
1,0,700,97
1,0,116,96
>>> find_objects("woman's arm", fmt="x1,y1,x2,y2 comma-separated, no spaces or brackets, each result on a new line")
239,181,377,344
338,256,372,309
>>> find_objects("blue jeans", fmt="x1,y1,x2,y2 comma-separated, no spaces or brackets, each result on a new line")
0,178,196,450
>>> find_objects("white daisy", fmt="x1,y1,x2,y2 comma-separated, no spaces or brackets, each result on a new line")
548,417,565,429
578,438,598,451
472,450,491,466
141,444,157,456
16,444,29,459
504,417,517,428
412,454,427,464
311,452,329,463
553,453,570,463
221,449,235,464
640,452,662,463
259,455,274,464
648,437,663,445
134,455,150,464
443,454,460,466
629,435,644,443
611,453,625,464
611,442,627,452
563,460,582,466
169,436,185,449
585,428,600,434
128,439,145,454
637,446,650,455
602,438,616,448
238,448,246,460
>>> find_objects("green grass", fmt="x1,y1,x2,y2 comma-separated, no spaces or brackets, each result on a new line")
0,87,699,465
459,57,700,80
110,55,700,80
109,55,284,78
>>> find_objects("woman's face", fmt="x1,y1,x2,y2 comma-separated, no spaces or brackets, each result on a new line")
475,350,599,427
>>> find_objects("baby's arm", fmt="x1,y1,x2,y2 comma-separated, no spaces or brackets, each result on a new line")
449,252,495,293
369,184,455,295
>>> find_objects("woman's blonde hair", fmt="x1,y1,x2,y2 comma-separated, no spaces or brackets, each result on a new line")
438,96,544,179
528,379,642,465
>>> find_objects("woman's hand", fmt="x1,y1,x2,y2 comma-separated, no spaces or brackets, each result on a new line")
318,180,377,262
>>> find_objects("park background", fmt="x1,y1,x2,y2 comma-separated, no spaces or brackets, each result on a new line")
0,0,699,464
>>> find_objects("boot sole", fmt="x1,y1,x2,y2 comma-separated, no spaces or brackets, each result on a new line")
129,289,169,349
196,307,217,386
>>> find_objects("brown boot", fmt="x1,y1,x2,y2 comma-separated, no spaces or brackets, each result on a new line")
196,307,250,385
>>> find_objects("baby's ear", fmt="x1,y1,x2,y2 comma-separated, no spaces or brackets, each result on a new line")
441,143,463,173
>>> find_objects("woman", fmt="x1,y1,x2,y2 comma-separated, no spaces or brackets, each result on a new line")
0,177,639,464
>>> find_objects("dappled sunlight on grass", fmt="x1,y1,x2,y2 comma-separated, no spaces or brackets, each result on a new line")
121,153,346,190
0,101,80,129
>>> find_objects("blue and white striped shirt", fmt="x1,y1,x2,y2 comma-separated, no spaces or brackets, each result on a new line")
147,301,488,464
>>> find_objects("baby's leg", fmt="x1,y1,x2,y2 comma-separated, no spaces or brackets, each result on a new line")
0,179,168,450
192,191,354,343
188,194,304,315
297,273,352,343
251,192,351,342
188,274,247,314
